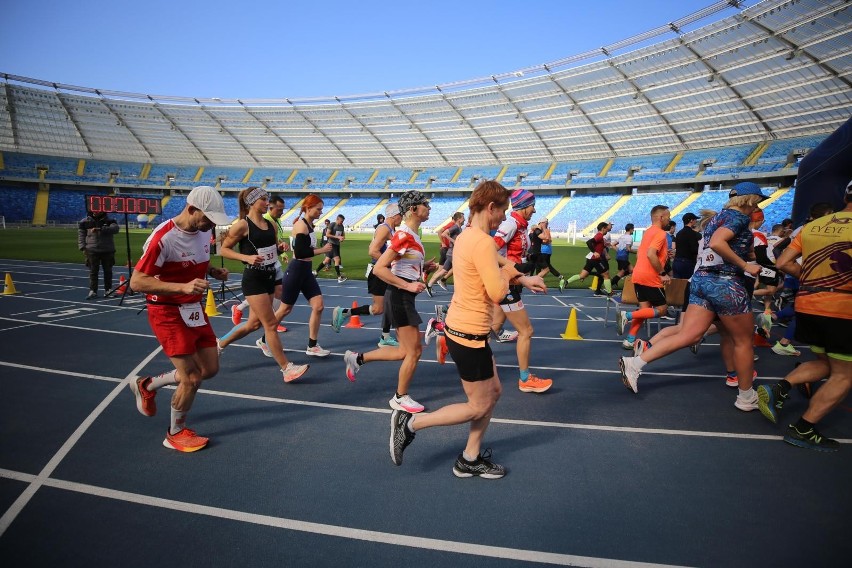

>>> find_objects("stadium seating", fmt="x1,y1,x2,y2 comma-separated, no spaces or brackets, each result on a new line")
549,193,622,233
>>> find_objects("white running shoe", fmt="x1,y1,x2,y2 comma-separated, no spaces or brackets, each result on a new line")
306,345,331,357
424,318,440,346
255,338,272,358
281,362,309,383
337,276,348,283
734,389,759,411
619,356,641,393
344,350,360,382
389,394,425,413
757,312,773,335
495,329,518,343
621,339,634,350
438,281,447,291
616,310,627,336
331,306,345,333
435,304,447,323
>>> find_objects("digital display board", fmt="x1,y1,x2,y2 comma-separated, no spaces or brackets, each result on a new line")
85,195,161,215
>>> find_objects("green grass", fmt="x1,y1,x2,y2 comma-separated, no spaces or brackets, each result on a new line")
0,228,598,289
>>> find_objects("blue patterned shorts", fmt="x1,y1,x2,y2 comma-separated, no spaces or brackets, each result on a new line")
689,273,750,316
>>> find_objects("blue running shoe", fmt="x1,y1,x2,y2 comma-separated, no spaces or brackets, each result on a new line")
331,306,346,333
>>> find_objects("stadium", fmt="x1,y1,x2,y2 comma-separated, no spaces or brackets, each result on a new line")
1,0,850,566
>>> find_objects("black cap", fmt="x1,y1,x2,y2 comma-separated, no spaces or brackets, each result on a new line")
682,212,698,224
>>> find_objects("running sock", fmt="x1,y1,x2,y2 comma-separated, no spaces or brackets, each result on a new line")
778,379,792,395
726,370,737,379
369,304,377,316
626,334,636,344
148,370,178,390
352,305,371,316
308,338,317,348
406,415,416,432
170,407,188,435
462,451,477,462
631,308,657,320
356,353,365,365
633,357,647,371
738,387,756,399
611,275,621,287
519,369,530,382
335,265,341,276
237,299,249,311
565,274,581,284
629,320,642,338
794,417,814,431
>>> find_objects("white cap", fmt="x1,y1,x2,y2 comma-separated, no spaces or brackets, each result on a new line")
186,186,230,226
384,202,401,218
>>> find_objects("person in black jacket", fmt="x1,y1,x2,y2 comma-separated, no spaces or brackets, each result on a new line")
78,210,119,299
672,212,701,279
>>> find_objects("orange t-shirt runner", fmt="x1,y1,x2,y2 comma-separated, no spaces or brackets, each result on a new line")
631,225,668,288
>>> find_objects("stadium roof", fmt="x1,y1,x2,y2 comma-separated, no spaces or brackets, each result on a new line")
1,0,850,168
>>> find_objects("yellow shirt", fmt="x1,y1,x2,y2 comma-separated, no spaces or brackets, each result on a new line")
445,225,521,347
790,211,852,319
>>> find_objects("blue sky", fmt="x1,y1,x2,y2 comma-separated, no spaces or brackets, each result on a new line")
2,0,739,100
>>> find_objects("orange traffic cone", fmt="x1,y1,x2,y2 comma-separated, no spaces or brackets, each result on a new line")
115,275,127,294
344,301,364,328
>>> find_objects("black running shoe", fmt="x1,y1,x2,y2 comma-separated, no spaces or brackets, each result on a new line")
783,425,840,452
390,409,415,465
452,448,506,479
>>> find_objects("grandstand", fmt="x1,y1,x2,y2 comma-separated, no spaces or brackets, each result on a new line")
0,0,848,230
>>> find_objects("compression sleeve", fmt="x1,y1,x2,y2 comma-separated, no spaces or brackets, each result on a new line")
293,233,313,259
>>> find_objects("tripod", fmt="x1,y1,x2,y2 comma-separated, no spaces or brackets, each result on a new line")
104,212,136,305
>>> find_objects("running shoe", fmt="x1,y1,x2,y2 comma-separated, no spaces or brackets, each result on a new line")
256,337,272,358
518,375,552,393
771,341,800,356
390,409,416,465
231,304,243,325
436,334,448,364
424,318,440,345
619,356,640,393
337,276,348,283
633,338,649,357
757,383,788,424
163,428,208,452
783,424,840,452
306,345,330,357
277,324,288,333
86,290,97,300
438,280,448,291
495,329,518,343
725,370,758,388
344,350,360,382
389,394,425,413
377,335,399,348
435,304,447,323
216,339,225,356
452,448,505,479
734,389,759,411
129,376,157,417
558,277,566,293
621,339,634,350
757,312,773,336
281,362,309,383
616,310,627,336
331,306,345,333
425,283,434,297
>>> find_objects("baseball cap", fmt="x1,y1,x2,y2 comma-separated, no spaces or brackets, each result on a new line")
682,212,698,224
186,186,230,226
728,181,768,201
384,202,400,218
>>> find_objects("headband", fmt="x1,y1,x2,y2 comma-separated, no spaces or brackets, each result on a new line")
245,187,269,206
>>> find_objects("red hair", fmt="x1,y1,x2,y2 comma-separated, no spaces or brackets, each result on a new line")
295,194,323,222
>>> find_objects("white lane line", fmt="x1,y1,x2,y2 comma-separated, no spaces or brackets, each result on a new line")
0,361,123,383
0,470,690,568
0,346,163,537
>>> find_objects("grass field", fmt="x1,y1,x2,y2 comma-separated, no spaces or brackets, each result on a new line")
0,228,602,289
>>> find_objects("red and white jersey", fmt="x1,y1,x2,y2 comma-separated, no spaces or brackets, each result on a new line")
493,211,530,263
389,224,425,281
136,219,211,304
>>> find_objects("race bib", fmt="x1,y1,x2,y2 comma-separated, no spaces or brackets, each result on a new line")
698,247,723,268
179,303,207,328
257,244,277,266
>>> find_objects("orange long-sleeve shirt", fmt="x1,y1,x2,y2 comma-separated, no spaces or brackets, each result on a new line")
445,225,522,347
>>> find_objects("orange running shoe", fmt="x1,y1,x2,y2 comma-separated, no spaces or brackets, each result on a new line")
518,374,553,393
277,324,288,332
163,428,209,452
231,304,243,325
129,376,157,417
436,335,448,364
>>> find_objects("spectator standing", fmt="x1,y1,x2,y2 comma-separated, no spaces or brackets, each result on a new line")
78,209,120,299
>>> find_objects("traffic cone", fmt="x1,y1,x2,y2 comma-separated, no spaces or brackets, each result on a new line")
753,331,771,347
560,308,583,340
115,275,127,294
589,276,599,291
205,289,221,316
344,301,364,328
3,273,19,295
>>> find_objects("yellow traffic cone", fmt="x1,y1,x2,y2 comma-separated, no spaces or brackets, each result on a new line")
589,276,599,291
204,289,221,316
3,273,18,295
560,308,583,340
